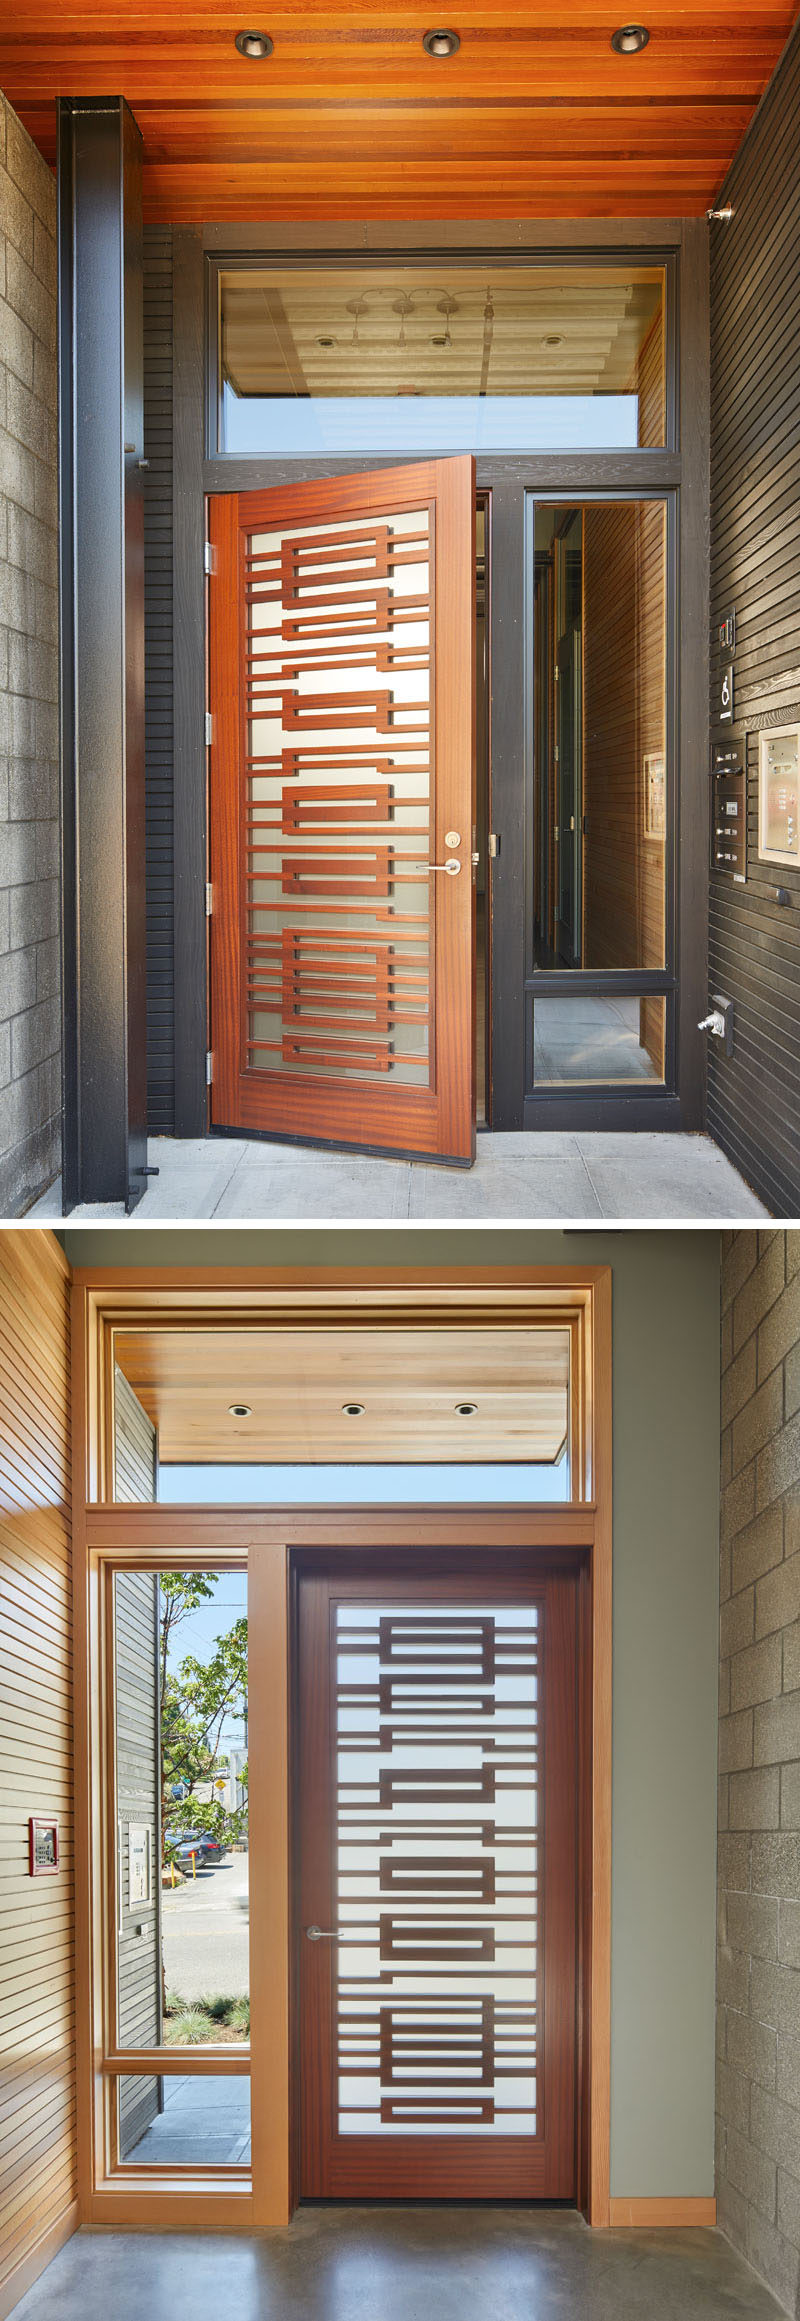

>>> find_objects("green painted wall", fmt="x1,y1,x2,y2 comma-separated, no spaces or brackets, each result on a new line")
63,1225,721,2197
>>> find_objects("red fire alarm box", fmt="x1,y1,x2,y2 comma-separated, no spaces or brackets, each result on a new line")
29,1817,60,1875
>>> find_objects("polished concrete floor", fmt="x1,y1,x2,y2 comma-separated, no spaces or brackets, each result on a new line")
9,2209,788,2321
28,1127,768,1220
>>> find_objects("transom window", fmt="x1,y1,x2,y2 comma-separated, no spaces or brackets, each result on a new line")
216,260,666,458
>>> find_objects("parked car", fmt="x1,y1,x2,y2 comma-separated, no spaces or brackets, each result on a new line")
165,1828,226,1871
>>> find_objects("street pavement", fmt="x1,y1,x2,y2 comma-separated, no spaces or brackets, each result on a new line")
162,1846,249,2003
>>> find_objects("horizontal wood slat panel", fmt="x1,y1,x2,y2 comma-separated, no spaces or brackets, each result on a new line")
1,3,794,220
0,1233,77,2311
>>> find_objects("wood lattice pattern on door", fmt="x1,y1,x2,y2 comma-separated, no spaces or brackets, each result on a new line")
245,511,434,1086
335,1604,539,2136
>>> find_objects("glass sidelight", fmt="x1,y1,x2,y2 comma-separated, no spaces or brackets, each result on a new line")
108,1565,250,2175
530,496,670,1092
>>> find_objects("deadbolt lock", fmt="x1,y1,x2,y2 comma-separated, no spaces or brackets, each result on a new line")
444,830,461,848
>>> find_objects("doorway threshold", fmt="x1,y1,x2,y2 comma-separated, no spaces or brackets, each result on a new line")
28,1130,767,1221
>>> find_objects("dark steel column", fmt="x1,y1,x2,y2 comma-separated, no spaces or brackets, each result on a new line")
58,97,148,1210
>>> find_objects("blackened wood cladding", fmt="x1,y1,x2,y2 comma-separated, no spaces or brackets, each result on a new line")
709,20,800,1217
143,227,175,1132
112,1374,160,2154
0,1233,76,2307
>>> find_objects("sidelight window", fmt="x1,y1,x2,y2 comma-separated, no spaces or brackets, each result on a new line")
528,494,672,1096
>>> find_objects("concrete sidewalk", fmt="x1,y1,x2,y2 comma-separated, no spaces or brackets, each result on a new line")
28,1128,768,1220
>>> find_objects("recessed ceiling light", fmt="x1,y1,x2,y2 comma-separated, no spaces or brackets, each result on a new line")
228,1402,252,1418
423,28,460,57
455,1401,478,1417
342,1401,365,1418
235,28,274,58
610,23,650,52
316,335,335,349
543,332,564,347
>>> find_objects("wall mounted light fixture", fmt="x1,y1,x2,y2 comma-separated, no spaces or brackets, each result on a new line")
235,28,274,58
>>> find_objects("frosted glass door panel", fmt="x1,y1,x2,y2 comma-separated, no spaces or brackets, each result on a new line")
334,1603,539,2137
247,510,433,1088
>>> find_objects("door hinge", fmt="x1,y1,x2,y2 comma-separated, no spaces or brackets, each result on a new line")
205,882,213,918
488,832,501,858
205,1049,214,1086
204,541,216,576
204,711,213,746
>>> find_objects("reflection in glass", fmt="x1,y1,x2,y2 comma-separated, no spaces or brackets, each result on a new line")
219,263,666,456
532,994,666,1086
246,508,433,1087
335,1602,539,2138
114,1572,249,2068
117,2074,250,2166
759,728,799,864
532,499,667,1072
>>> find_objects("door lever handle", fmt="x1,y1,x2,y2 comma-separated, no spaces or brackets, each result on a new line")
305,1924,340,1941
428,858,461,876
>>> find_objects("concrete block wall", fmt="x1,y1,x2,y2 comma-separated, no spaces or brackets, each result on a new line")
0,92,60,1215
717,1230,800,2317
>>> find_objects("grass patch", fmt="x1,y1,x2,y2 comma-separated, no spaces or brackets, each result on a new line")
165,2007,214,2046
163,1992,250,2044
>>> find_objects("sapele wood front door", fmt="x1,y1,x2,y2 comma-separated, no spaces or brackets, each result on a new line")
208,460,476,1163
296,1559,578,2198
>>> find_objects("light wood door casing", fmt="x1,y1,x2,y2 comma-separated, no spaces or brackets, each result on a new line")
208,460,475,1163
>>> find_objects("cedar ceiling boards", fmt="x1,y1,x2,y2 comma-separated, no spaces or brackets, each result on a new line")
113,1324,571,1462
0,3,796,222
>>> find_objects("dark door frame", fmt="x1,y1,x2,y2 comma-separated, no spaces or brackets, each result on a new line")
169,222,708,1140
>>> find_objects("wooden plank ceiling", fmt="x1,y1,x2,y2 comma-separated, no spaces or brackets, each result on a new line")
0,3,796,222
114,1325,571,1462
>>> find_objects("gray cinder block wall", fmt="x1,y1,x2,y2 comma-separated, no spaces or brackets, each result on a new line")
0,92,60,1215
717,1230,800,2316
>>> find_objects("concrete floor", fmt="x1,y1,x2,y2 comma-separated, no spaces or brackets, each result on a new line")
9,2209,788,2321
28,1128,768,1220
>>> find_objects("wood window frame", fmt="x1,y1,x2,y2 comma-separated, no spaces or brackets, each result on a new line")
70,1264,611,2230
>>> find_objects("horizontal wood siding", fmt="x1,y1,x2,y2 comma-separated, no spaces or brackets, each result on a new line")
115,1571,162,2153
143,225,175,1133
0,1232,76,2308
114,1366,157,1504
709,20,800,1215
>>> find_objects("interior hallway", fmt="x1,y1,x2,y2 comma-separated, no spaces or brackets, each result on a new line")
8,2209,789,2321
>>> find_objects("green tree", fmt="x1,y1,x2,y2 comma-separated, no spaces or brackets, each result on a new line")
159,1573,248,1859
